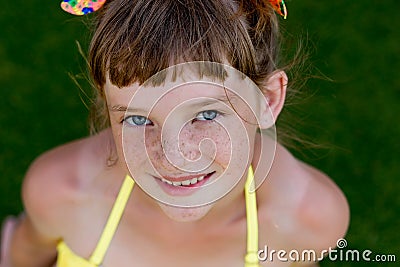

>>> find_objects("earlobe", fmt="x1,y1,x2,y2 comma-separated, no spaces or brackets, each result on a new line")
258,70,287,129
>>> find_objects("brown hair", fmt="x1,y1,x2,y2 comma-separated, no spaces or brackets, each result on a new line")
88,0,282,133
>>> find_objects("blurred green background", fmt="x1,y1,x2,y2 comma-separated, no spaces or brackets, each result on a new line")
0,0,398,266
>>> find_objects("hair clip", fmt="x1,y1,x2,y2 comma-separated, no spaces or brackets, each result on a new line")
269,0,287,19
61,0,287,18
61,0,106,15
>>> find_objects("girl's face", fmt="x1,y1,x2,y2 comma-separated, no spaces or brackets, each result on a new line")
104,64,276,221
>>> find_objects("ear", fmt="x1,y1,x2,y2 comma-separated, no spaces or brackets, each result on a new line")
258,70,287,129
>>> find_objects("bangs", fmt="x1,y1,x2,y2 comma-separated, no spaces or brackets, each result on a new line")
89,0,259,89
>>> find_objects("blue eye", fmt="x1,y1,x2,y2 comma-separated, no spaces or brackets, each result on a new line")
195,110,219,121
124,115,153,126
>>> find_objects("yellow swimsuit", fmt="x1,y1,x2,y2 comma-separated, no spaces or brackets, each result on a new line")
56,166,260,267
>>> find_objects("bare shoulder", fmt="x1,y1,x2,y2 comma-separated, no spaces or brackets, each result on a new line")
257,142,350,252
21,129,113,240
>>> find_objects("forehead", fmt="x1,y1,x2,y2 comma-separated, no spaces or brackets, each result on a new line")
104,63,262,111
106,80,238,106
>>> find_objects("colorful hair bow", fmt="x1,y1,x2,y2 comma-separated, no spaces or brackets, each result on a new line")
61,0,287,18
269,0,287,19
61,0,106,15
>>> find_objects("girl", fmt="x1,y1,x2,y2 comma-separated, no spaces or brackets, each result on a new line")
2,0,349,266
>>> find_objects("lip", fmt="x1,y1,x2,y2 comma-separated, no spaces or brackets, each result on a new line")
154,171,216,196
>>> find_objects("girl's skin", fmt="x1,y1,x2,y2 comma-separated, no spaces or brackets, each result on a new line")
8,69,349,267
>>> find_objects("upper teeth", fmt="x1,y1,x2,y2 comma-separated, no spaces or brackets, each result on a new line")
161,175,206,186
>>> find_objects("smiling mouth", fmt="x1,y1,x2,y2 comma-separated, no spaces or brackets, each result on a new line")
159,171,216,187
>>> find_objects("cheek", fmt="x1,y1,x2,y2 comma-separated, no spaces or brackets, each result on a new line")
122,128,149,169
143,129,163,162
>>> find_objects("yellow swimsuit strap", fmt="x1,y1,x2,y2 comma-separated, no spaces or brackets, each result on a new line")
89,175,135,266
244,165,260,267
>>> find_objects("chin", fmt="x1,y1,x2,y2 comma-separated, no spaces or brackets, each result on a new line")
158,202,214,222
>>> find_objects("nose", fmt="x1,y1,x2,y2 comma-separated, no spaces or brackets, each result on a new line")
160,130,204,172
145,123,214,174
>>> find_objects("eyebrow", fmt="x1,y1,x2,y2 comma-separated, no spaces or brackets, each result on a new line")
110,105,139,112
110,94,241,113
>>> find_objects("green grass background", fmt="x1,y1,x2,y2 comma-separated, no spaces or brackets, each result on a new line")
1,0,399,266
